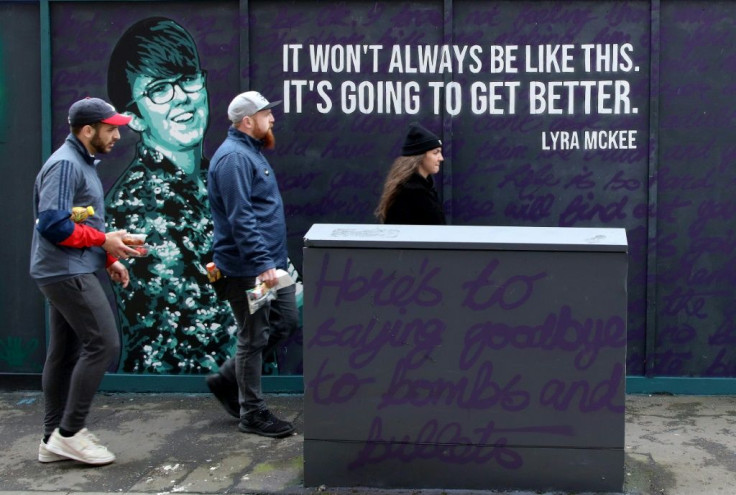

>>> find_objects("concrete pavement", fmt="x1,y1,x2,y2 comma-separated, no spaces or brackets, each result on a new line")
0,391,734,495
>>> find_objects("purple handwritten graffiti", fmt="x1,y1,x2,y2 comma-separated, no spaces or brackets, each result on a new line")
460,305,627,371
660,287,728,320
656,324,697,347
307,316,445,369
499,163,562,198
690,199,736,238
312,253,443,309
651,2,736,376
559,193,629,227
708,311,736,347
378,358,529,412
461,259,546,311
306,358,376,405
348,415,575,471
497,163,561,222
705,348,736,376
539,362,625,413
650,349,693,376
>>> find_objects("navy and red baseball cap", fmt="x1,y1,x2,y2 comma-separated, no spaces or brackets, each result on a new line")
68,97,132,126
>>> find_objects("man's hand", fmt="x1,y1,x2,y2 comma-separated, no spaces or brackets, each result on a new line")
258,268,279,288
103,230,140,260
107,261,130,288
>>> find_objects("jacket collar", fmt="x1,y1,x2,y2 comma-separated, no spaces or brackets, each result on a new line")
66,133,98,166
409,172,434,187
228,126,263,151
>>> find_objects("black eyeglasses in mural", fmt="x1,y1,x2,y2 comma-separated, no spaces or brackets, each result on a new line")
127,71,207,107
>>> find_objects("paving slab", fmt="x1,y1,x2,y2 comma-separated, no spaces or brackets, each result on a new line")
0,392,734,495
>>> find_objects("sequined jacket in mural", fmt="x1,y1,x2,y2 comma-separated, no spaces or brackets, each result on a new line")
105,144,237,373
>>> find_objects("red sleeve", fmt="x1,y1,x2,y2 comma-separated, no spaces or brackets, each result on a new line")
58,223,106,248
106,253,118,268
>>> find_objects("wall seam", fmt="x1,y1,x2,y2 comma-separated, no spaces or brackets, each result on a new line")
443,0,453,222
644,0,661,378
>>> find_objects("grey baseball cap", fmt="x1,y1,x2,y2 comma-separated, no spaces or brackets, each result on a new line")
227,91,282,123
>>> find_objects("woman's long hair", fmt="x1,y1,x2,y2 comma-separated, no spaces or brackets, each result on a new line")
374,154,424,222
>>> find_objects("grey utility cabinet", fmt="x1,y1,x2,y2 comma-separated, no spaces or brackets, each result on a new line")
302,224,628,493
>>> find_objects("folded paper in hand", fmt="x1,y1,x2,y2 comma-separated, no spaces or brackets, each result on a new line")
247,269,294,314
272,269,295,290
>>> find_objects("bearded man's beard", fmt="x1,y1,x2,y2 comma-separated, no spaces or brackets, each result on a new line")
90,133,112,154
262,128,275,150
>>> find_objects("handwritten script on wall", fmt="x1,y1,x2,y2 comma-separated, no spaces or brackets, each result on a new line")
304,246,626,474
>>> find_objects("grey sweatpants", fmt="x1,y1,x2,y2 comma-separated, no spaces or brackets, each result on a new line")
39,273,120,437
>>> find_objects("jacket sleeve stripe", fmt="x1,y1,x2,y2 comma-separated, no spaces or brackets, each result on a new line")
57,160,71,211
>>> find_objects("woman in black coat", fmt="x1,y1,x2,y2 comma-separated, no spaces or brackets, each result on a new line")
375,122,446,225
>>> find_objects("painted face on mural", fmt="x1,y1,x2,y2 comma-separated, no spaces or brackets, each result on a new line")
130,71,209,152
418,147,443,178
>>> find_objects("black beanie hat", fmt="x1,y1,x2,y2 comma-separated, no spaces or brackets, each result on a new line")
401,122,442,156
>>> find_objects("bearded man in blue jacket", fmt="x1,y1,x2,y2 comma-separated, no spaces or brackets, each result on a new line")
207,91,298,438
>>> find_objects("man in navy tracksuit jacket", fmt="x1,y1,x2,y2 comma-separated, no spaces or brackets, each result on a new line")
206,91,298,438
30,97,138,465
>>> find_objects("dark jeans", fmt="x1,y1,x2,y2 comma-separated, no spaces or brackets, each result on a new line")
39,273,120,436
216,277,298,416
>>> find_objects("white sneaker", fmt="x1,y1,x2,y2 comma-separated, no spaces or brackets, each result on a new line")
46,428,116,465
38,441,68,463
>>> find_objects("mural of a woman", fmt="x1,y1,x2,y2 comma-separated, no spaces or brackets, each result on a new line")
105,17,237,373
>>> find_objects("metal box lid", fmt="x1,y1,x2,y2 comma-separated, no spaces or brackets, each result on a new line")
303,224,628,252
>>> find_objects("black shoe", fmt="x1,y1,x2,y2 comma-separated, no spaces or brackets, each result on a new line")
206,373,239,418
239,409,295,438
